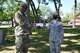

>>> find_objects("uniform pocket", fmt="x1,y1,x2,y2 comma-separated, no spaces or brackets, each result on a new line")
49,36,55,43
15,37,22,44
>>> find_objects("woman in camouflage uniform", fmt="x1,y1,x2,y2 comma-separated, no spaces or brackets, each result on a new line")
48,13,64,53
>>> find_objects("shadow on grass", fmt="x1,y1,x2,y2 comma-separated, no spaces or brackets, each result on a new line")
29,28,50,53
0,27,80,53
61,27,80,52
29,27,80,53
64,27,80,34
0,27,15,51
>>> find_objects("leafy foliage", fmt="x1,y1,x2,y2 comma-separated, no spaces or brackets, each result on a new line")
62,13,73,23
0,0,21,21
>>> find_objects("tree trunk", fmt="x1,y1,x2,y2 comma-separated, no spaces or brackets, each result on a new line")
73,0,77,28
53,0,61,21
12,15,14,27
26,0,32,34
30,0,39,22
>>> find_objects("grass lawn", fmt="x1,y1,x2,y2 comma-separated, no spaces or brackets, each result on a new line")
0,27,80,53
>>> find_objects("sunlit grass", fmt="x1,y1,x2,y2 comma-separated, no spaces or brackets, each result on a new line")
32,32,38,35
64,33,78,36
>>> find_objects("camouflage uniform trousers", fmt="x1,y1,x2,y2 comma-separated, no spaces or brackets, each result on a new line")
15,34,29,53
49,40,61,53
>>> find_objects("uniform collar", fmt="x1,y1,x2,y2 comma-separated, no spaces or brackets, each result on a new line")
52,20,57,22
18,11,25,15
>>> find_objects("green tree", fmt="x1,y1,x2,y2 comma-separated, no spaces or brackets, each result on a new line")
0,0,22,26
0,0,21,21
62,13,73,23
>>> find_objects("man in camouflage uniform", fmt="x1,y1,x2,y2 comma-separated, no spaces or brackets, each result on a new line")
47,13,64,53
13,2,31,53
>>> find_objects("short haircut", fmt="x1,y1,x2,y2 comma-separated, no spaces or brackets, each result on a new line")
53,13,58,19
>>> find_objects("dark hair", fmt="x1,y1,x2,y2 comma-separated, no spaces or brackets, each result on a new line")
53,13,58,19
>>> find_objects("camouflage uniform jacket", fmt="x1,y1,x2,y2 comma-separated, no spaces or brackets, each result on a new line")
13,11,31,36
48,20,64,43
